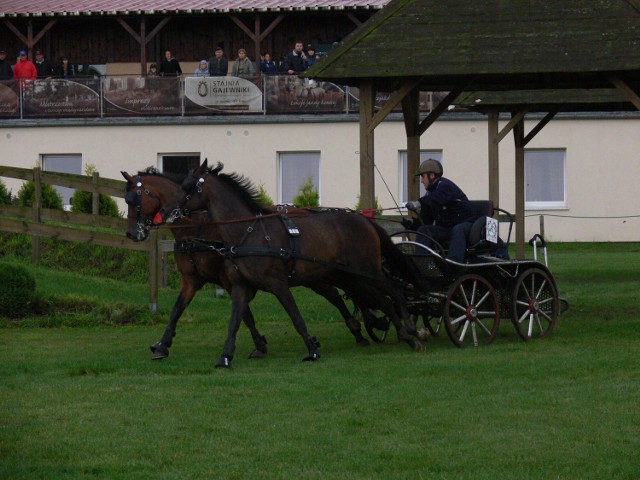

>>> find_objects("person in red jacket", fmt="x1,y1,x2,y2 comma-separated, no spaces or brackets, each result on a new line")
13,50,37,81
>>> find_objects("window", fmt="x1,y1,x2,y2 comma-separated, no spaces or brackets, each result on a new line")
525,149,566,209
159,153,201,176
399,150,443,202
42,154,82,210
279,152,320,204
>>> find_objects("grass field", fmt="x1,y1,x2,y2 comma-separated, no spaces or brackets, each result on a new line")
1,243,639,479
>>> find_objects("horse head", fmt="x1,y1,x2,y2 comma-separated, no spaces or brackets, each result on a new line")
121,169,187,242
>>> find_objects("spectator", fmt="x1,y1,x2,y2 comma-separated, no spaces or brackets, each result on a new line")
305,45,320,68
0,48,13,80
260,53,277,75
194,59,209,77
231,48,255,76
282,41,307,75
34,50,54,78
147,63,158,76
404,159,479,263
159,49,182,76
13,49,36,81
54,57,75,78
208,47,228,76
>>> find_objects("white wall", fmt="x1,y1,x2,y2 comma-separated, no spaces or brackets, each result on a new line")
1,115,638,242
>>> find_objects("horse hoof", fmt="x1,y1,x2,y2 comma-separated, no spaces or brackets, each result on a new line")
356,338,371,347
302,352,321,362
413,340,426,353
215,357,232,369
150,342,169,360
417,328,432,341
248,349,266,359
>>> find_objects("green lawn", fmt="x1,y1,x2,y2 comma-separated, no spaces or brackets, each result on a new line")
1,243,639,479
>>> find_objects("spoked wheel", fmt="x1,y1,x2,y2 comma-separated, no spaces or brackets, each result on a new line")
363,310,390,343
444,274,500,348
511,268,559,340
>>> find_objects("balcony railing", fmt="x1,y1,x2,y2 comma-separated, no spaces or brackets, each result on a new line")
1,75,445,119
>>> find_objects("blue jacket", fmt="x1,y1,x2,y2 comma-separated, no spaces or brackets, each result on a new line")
418,177,478,227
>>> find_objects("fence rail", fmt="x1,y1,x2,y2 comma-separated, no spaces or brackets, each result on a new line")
0,165,166,311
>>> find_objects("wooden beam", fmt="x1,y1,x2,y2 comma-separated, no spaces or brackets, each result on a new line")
610,76,640,110
366,78,422,134
3,20,28,45
117,18,141,43
32,20,57,46
359,82,376,210
346,13,363,27
145,17,171,45
523,109,558,146
512,111,527,259
402,87,421,201
497,110,527,142
488,110,499,208
417,85,465,136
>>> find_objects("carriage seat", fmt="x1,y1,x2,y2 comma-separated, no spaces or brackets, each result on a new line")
465,200,512,260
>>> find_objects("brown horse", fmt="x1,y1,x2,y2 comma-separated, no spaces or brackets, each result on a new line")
180,159,422,368
121,168,371,362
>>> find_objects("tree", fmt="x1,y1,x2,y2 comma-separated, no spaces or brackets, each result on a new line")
292,176,319,207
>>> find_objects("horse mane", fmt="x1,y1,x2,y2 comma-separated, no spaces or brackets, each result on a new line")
207,162,268,213
136,166,186,185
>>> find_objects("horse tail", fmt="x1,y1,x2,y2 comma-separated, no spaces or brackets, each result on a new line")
370,221,425,289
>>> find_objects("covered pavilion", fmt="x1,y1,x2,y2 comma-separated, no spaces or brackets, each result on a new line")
304,0,640,257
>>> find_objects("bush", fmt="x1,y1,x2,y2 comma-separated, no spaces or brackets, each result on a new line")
16,181,63,210
355,194,382,215
292,176,319,207
70,190,121,217
0,262,36,318
0,179,11,205
257,183,274,206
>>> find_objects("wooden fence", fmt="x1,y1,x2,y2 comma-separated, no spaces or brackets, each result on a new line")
0,165,172,312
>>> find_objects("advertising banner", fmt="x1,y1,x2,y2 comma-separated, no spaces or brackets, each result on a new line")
22,78,100,117
265,76,346,114
0,81,19,118
103,76,181,116
184,76,263,114
347,88,448,113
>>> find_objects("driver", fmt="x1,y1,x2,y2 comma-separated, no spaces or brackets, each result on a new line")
403,159,479,263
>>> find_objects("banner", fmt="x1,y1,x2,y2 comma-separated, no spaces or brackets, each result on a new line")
0,81,19,118
103,76,181,116
184,76,263,114
21,78,100,118
347,88,449,113
265,76,346,114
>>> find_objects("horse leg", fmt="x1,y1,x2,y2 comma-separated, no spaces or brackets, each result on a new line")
309,283,369,346
271,285,321,362
242,306,269,359
217,285,257,368
151,276,204,360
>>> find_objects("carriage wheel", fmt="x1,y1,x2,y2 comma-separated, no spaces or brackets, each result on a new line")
412,313,443,337
363,310,390,343
511,268,559,340
444,274,500,348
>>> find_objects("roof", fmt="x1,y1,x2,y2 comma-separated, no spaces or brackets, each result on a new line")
0,1,388,16
305,0,640,92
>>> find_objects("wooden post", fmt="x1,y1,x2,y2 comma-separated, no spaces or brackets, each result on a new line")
402,87,421,202
488,110,500,207
359,81,376,210
512,114,526,259
92,171,100,215
32,167,41,264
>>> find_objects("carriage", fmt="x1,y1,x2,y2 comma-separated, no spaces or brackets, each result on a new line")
365,203,565,348
122,161,566,367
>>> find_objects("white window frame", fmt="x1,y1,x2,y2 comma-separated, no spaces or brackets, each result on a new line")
399,150,443,203
278,151,321,205
525,149,567,210
41,153,82,211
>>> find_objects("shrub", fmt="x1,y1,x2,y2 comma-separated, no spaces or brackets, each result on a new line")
256,183,274,206
292,176,319,207
0,179,11,205
0,262,36,318
355,194,382,215
70,190,121,217
16,181,63,210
